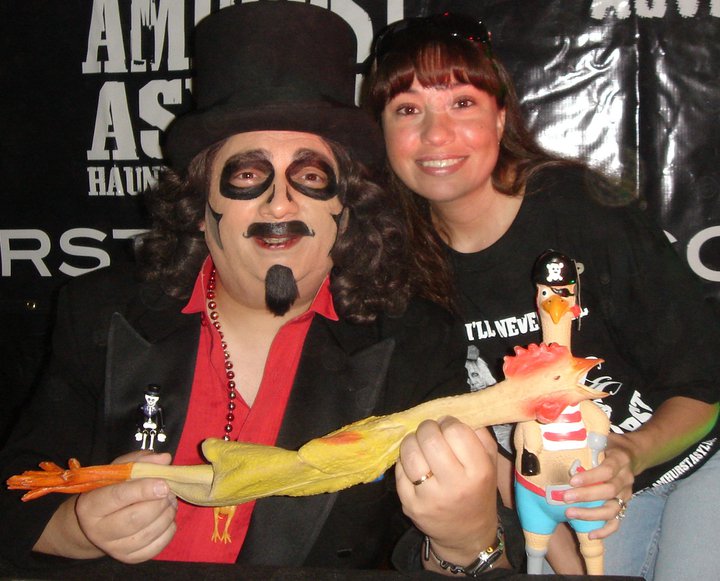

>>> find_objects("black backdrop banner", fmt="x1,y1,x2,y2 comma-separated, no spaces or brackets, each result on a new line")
2,0,719,437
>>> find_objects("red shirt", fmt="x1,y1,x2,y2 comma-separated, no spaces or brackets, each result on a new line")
157,259,337,562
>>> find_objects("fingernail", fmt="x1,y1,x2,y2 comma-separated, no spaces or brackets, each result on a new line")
154,481,169,497
168,493,178,509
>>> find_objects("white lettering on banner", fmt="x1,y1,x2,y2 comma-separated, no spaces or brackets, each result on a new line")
83,0,126,73
139,79,185,158
687,226,720,282
1,229,148,278
87,79,189,163
87,165,161,196
59,228,111,276
83,0,194,176
0,230,52,277
130,0,189,72
83,0,188,74
591,0,720,18
87,82,139,161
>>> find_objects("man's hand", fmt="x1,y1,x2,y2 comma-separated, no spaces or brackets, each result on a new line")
34,451,177,563
74,451,177,563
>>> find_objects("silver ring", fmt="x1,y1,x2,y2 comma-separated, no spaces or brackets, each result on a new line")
412,470,433,486
614,497,627,520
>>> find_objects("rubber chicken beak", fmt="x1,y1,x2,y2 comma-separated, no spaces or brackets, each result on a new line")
542,295,571,325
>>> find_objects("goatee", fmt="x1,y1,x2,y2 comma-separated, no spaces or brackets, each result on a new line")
265,264,299,316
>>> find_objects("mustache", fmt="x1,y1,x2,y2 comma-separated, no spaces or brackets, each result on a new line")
243,221,315,238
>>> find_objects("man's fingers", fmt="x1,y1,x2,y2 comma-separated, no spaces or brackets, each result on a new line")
112,451,172,465
102,499,178,563
77,478,171,521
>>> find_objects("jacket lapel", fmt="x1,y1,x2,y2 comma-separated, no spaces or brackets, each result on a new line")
102,296,397,566
238,318,396,566
101,310,200,462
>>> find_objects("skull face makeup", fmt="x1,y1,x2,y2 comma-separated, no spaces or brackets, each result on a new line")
204,131,343,314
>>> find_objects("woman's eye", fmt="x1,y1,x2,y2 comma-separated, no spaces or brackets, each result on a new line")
395,104,419,116
454,97,475,109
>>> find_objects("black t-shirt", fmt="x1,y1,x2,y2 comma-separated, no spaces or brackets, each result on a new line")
450,166,720,492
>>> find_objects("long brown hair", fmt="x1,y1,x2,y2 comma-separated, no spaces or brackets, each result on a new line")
135,137,455,322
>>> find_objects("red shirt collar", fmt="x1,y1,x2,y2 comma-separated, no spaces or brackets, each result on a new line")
181,257,338,321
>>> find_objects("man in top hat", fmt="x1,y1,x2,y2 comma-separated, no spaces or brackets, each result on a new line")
0,2,520,573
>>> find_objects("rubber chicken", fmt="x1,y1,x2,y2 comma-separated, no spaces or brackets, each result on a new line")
9,342,606,510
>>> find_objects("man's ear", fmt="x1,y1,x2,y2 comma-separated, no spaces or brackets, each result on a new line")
336,206,350,235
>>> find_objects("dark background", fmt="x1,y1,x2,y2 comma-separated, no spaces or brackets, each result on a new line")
2,0,719,442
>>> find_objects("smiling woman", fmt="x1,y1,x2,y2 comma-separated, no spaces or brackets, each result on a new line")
363,10,720,581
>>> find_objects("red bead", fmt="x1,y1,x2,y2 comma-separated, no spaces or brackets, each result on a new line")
228,390,236,399
225,424,233,433
207,290,215,299
226,370,235,379
228,380,236,389
208,301,217,309
228,402,236,410
210,311,219,320
226,413,235,422
225,361,233,370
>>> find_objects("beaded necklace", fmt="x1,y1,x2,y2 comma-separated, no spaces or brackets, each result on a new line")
205,268,237,440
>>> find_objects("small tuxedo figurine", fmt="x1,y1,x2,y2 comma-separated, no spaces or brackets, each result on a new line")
135,384,167,451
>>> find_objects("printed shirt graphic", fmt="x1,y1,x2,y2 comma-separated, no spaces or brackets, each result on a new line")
453,167,719,492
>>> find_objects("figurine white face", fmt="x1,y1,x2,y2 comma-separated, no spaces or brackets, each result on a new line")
145,394,159,407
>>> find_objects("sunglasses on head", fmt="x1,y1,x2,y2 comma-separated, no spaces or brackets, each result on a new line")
373,12,493,63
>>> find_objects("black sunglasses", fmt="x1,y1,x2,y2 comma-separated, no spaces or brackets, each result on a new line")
373,12,493,63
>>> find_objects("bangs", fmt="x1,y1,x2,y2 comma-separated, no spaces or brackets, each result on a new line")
370,39,505,113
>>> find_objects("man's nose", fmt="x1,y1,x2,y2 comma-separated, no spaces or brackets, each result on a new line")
260,181,299,219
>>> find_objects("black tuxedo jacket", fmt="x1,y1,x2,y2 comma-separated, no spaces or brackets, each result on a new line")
0,264,468,570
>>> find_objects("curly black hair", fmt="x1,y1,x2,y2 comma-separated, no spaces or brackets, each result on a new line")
135,138,455,323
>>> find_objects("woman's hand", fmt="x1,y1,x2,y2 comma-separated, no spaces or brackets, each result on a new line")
396,417,508,570
561,433,635,539
74,451,178,563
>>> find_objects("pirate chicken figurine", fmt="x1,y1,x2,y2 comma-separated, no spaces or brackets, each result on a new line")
514,250,611,575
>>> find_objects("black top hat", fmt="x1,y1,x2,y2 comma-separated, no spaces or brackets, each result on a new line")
164,2,384,171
